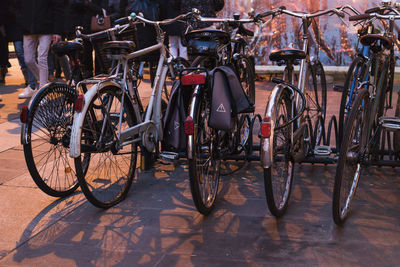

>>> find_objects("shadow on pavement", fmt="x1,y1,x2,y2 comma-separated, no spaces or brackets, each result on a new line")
6,160,400,265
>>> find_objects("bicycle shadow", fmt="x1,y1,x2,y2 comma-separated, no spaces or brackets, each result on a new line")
7,160,400,266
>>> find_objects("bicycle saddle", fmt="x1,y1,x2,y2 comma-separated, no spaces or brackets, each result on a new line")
102,41,136,55
359,34,392,50
52,41,83,56
269,48,306,62
185,28,231,45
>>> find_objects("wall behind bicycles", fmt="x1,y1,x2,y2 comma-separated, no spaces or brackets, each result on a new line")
221,0,386,66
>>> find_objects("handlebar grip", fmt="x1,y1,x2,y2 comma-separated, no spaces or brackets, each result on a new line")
365,7,381,14
349,13,371,21
114,17,129,25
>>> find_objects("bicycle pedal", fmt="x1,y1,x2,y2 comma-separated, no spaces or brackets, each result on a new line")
314,145,332,156
159,151,180,162
380,116,400,131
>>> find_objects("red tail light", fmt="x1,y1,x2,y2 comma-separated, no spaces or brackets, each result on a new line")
20,105,28,123
261,116,271,138
184,116,194,135
181,74,205,86
75,95,85,112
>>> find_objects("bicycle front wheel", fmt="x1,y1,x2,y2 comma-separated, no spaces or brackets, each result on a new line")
188,96,221,215
339,56,367,147
264,88,294,217
74,86,138,208
23,82,79,197
333,88,370,225
234,55,255,105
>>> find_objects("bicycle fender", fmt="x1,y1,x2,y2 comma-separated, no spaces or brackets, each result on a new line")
261,84,288,169
69,81,121,158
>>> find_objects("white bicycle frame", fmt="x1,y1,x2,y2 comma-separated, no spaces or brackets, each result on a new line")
69,16,177,158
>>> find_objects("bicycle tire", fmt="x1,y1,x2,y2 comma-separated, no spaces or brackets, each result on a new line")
234,55,255,105
307,60,327,147
333,88,370,226
338,56,367,147
264,88,294,217
74,86,138,208
23,82,79,197
188,95,221,215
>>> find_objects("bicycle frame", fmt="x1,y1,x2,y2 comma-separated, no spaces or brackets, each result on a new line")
70,15,186,158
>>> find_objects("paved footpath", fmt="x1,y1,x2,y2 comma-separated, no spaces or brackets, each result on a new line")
0,59,399,266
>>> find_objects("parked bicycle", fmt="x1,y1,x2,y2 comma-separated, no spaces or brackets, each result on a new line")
259,6,357,217
333,8,400,225
20,17,188,198
68,11,196,208
338,2,400,148
182,10,280,215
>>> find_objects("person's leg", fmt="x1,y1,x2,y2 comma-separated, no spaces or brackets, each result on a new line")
13,41,37,88
58,55,71,80
82,39,93,78
37,34,52,88
178,36,188,60
0,33,8,84
24,35,40,81
169,35,179,58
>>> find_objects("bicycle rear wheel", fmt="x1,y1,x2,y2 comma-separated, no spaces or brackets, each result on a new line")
23,82,79,197
188,96,221,215
306,60,327,147
333,88,370,225
74,86,138,208
264,88,294,217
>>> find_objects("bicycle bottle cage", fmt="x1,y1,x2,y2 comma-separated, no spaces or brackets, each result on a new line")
185,29,230,56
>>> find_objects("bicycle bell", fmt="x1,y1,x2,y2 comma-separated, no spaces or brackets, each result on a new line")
382,0,392,7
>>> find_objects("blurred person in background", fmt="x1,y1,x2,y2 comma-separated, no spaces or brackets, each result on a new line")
5,0,38,93
15,0,65,98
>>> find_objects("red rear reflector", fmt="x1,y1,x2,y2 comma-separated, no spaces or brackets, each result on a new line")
75,95,85,112
181,74,205,86
261,116,271,138
184,116,194,135
20,105,28,123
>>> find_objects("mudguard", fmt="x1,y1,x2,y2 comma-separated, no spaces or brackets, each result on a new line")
69,81,121,158
260,84,290,169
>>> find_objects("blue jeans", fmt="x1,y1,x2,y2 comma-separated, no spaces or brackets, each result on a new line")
14,41,37,88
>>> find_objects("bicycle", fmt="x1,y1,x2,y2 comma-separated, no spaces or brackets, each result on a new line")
182,11,274,215
68,12,195,208
259,6,356,217
333,9,400,225
338,3,400,148
20,16,188,198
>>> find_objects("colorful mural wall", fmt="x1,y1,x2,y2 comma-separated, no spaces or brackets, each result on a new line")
221,0,384,65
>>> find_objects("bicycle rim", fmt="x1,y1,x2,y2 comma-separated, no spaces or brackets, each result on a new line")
306,60,327,147
333,88,369,225
188,97,220,215
75,86,137,208
24,83,79,197
264,89,294,217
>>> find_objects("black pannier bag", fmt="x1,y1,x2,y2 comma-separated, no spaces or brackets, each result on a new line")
163,80,192,152
208,65,253,131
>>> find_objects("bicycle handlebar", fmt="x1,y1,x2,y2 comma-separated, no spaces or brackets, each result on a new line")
349,12,400,22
